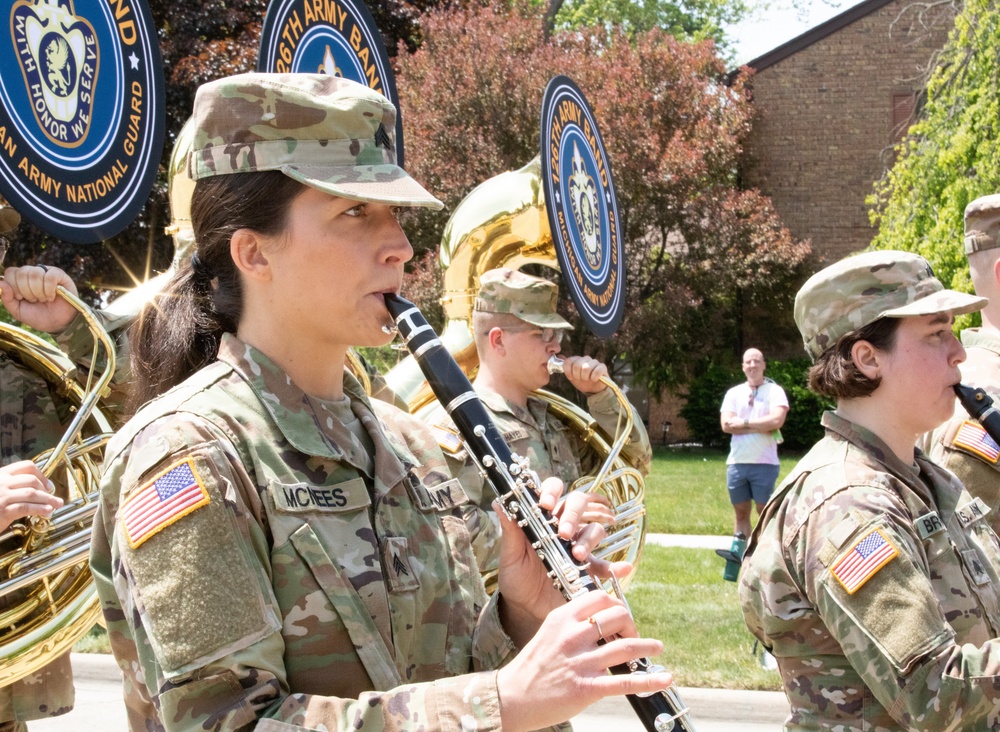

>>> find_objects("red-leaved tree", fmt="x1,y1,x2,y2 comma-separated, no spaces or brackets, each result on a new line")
395,2,811,392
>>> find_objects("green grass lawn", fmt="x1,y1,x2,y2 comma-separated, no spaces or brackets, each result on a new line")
629,544,781,690
645,446,801,535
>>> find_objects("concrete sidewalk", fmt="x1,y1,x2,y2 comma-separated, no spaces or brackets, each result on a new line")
70,653,789,725
646,533,733,550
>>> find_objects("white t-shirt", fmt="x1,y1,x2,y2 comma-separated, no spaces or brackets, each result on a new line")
720,379,789,466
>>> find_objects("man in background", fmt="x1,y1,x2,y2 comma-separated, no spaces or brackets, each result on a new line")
923,194,1000,532
720,348,788,540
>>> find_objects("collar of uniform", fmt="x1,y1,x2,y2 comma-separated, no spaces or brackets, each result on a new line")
476,385,543,426
216,333,357,461
961,327,1000,354
822,410,923,486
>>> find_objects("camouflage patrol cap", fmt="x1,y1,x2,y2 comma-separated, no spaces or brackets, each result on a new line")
964,194,1000,254
795,250,987,360
474,268,572,328
188,73,442,209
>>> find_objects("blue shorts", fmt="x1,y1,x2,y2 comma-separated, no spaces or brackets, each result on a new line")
727,463,780,505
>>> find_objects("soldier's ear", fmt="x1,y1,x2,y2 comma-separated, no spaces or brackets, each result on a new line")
850,339,881,380
230,228,272,283
488,327,506,354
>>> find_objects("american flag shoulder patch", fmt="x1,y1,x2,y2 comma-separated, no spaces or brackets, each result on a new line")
121,458,211,549
429,424,464,454
831,528,898,594
954,420,1000,464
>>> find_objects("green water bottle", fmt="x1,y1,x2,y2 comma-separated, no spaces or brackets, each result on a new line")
716,532,747,582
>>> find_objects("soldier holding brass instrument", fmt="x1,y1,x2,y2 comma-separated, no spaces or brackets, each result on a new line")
0,216,120,730
0,210,73,732
427,268,651,572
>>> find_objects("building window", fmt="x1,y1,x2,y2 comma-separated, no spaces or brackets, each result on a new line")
891,92,917,145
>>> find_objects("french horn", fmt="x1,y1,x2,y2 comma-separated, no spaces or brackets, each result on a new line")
384,156,647,585
0,287,116,684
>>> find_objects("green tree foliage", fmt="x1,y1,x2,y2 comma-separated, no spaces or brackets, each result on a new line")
763,357,831,450
679,358,829,450
395,2,810,394
550,0,751,46
868,0,993,307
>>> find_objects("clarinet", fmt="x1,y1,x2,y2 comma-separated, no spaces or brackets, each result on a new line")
954,383,1000,446
384,293,695,732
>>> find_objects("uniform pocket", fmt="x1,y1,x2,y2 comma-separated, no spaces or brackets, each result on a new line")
286,523,402,692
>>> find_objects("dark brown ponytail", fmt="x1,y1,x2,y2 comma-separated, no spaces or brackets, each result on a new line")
126,171,304,416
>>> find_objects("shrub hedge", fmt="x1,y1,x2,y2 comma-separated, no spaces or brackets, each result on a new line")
679,358,832,451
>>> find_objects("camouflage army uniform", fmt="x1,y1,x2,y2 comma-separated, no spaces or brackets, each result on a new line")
0,355,75,728
0,195,134,727
426,267,652,574
924,328,1000,534
742,414,1000,729
90,334,514,732
432,385,650,511
741,250,1000,730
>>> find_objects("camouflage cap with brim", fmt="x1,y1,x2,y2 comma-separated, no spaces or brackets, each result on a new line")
187,73,442,210
795,250,987,361
964,194,1000,254
475,268,573,329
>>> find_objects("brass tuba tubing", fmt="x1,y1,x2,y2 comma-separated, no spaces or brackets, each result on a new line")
546,355,635,495
0,285,116,683
36,287,116,477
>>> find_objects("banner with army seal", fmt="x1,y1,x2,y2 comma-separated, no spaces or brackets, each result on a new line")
540,75,625,338
1,0,165,244
258,0,405,168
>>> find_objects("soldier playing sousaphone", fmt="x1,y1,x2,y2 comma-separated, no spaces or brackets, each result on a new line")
425,268,651,575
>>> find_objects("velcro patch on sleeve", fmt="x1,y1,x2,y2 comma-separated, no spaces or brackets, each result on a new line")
121,458,210,549
953,420,1000,464
831,528,899,594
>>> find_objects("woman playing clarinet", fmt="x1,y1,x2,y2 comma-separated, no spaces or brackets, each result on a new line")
88,72,671,732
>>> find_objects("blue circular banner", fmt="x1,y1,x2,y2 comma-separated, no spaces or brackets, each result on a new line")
0,0,165,244
258,0,404,169
540,75,624,338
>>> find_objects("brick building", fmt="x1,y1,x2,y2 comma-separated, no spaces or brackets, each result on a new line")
648,0,956,443
740,0,955,266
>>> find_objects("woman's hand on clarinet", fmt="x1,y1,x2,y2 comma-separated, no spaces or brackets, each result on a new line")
496,590,673,731
0,460,63,533
495,477,624,642
0,265,78,333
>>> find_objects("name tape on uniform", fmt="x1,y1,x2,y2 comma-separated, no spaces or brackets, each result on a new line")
271,477,370,513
